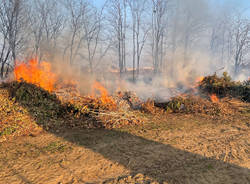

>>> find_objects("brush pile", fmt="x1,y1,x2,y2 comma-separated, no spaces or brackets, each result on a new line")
60,92,143,129
0,72,249,139
141,95,233,116
0,81,72,132
0,81,143,132
140,72,250,115
199,72,250,102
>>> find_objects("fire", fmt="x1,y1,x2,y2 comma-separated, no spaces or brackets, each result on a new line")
195,76,204,83
189,76,205,89
92,81,116,109
14,58,56,92
210,94,219,103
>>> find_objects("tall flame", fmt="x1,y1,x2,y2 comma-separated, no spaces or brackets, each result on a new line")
14,58,56,92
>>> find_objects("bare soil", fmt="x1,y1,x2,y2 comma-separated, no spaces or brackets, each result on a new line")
0,112,250,184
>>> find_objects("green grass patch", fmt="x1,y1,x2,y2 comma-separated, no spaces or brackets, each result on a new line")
0,126,17,136
42,141,68,153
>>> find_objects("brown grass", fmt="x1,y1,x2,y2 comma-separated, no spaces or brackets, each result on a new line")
0,81,249,183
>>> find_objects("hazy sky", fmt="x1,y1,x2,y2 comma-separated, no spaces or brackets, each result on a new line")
93,0,250,15
93,0,250,6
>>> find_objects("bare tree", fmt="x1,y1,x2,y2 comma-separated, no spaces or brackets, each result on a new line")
179,0,209,63
107,0,127,75
63,0,89,65
0,0,248,80
228,14,250,75
170,0,179,61
0,0,27,78
210,15,232,67
151,0,169,74
28,0,65,61
128,0,150,80
63,0,108,73
81,3,106,73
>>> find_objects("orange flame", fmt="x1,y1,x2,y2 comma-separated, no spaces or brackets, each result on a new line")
190,76,205,90
210,94,219,103
14,58,56,92
92,81,116,109
195,76,204,83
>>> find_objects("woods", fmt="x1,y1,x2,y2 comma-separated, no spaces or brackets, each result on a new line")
0,1,250,183
0,0,250,80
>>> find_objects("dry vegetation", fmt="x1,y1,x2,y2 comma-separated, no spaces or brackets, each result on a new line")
0,76,250,183
199,72,250,102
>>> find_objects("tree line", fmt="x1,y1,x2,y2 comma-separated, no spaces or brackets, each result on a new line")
0,0,249,80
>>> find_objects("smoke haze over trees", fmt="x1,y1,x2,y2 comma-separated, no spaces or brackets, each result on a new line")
0,0,249,81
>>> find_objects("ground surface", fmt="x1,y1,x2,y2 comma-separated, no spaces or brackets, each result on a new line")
0,86,250,184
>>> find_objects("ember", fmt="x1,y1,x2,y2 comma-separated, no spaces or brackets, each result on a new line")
210,94,219,103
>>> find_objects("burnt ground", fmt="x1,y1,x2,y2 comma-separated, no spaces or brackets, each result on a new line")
0,85,250,184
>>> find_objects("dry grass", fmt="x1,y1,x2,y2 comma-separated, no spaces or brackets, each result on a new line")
0,113,249,183
0,80,249,183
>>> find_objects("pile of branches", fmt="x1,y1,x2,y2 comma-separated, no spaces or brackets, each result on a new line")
141,95,234,116
1,81,73,130
1,81,143,130
63,95,142,129
2,81,65,118
199,72,250,102
141,72,249,115
142,95,232,116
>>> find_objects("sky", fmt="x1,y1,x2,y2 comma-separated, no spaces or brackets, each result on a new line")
92,0,250,16
93,0,106,8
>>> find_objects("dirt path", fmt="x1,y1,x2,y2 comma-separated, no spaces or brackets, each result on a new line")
0,115,249,184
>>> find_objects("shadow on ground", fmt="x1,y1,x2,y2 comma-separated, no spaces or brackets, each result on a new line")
3,82,250,183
